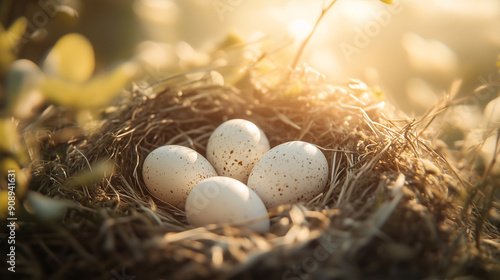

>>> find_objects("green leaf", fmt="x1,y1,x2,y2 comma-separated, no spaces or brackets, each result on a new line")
43,33,95,83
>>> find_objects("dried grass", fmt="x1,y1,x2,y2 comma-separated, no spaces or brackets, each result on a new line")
24,59,500,280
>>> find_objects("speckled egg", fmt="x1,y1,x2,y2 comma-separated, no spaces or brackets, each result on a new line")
185,176,270,233
247,141,329,208
207,119,270,183
142,145,217,208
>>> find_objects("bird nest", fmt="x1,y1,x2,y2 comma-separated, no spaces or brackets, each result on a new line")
28,60,499,280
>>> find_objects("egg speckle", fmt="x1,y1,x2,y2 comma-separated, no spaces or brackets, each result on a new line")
247,141,329,208
142,145,217,208
185,176,270,233
207,119,270,183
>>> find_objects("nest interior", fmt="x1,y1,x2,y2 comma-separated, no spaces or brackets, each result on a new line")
24,64,500,280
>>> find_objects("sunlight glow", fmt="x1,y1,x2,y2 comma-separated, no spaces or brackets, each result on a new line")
287,19,314,41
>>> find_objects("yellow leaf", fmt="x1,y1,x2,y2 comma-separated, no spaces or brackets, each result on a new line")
0,120,20,154
43,33,95,83
370,86,385,100
284,80,303,97
380,0,393,4
0,158,29,198
41,62,137,108
0,119,27,163
0,17,27,50
64,159,114,189
0,190,10,219
216,32,244,50
0,157,19,173
0,18,27,73
6,17,28,45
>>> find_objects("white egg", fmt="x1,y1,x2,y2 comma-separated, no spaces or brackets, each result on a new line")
142,145,217,208
185,176,270,233
247,141,329,209
207,119,270,183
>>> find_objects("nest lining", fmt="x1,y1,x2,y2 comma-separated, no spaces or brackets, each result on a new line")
27,65,499,280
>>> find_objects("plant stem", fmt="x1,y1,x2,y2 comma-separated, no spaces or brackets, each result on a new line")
290,0,338,70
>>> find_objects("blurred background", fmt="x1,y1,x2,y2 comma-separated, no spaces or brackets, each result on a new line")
1,2,499,277
2,0,500,115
